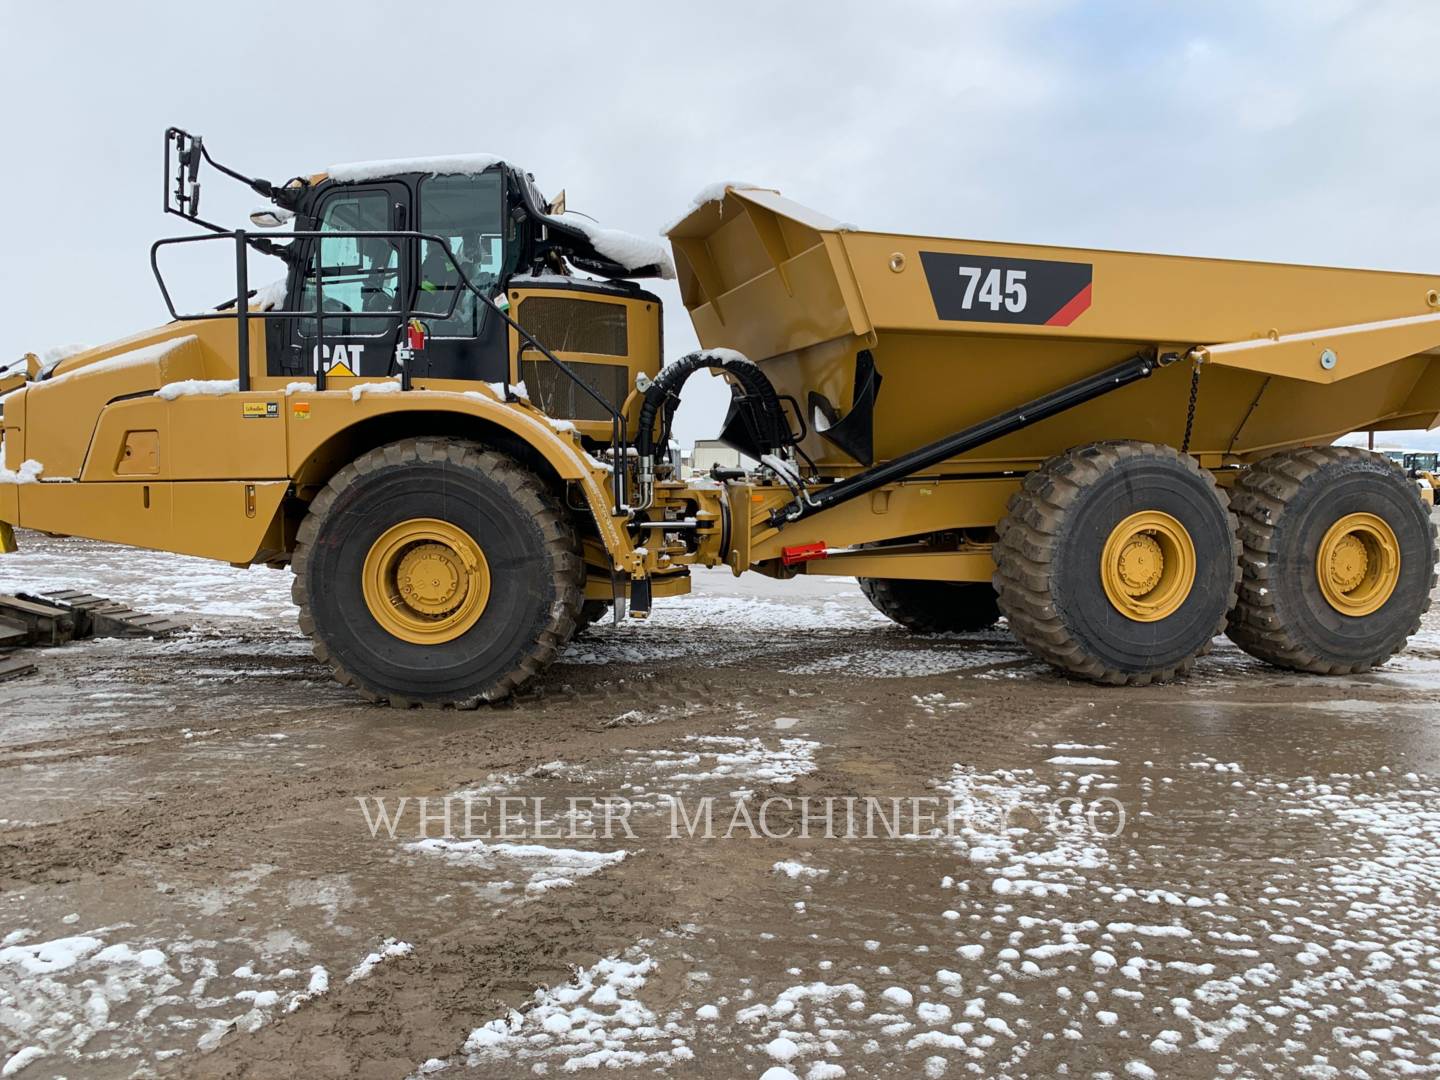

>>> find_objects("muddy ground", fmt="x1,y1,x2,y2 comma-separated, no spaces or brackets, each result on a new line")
1,529,1438,1080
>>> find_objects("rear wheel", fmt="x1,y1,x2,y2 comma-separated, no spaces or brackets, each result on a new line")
573,599,613,636
1227,446,1436,674
859,577,1000,633
994,441,1240,685
292,438,582,707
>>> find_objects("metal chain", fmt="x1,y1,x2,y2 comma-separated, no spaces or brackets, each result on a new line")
1181,357,1203,455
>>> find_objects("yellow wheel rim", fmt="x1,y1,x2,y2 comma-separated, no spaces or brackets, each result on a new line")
361,518,490,644
1316,512,1400,617
1100,511,1197,622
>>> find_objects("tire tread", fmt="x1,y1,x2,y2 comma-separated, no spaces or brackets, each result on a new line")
993,441,1241,686
290,438,582,707
1226,445,1437,674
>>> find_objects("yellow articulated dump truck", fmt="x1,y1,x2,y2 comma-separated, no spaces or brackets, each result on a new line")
2,128,1438,706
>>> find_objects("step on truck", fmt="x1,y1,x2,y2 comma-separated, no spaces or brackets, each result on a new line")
1,128,1437,705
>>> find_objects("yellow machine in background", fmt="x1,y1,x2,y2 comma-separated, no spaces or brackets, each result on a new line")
1399,451,1440,506
2,130,1438,705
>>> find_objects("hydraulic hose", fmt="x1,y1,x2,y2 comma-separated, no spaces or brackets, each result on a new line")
633,349,789,508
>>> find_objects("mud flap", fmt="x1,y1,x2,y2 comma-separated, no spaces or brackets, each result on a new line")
0,522,15,554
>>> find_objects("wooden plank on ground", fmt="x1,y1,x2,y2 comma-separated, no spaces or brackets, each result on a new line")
0,653,37,682
0,595,74,644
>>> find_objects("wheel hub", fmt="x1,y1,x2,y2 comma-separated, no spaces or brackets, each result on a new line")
1326,534,1368,594
1116,534,1164,595
1100,511,1197,622
1316,512,1399,617
396,543,464,615
362,519,491,644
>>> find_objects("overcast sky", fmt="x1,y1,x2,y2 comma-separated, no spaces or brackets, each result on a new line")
3,1,1439,446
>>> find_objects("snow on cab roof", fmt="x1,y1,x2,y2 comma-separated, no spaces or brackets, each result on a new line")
324,153,506,183
320,155,674,277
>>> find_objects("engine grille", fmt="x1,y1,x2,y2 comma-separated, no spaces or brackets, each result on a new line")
517,295,630,421
518,296,628,356
521,359,629,423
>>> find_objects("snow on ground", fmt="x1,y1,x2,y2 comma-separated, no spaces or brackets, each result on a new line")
612,734,821,800
412,948,694,1076
0,925,415,1072
403,839,627,897
6,535,1440,1075
0,537,297,621
559,591,892,666
784,644,1022,678
344,938,413,983
635,700,1440,1077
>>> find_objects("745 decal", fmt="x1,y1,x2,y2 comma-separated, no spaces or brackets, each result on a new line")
919,251,1093,327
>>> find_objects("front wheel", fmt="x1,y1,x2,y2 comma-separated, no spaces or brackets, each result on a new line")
993,441,1240,685
292,438,582,707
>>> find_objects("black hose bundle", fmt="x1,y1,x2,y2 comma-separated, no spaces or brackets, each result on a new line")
635,349,789,464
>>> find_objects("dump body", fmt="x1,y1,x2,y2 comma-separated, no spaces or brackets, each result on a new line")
668,188,1440,473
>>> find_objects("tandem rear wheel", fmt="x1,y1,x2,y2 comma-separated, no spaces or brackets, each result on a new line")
994,441,1241,685
859,578,1001,634
292,438,583,707
1226,446,1437,674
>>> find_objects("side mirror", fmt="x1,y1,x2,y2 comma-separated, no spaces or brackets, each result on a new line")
166,127,205,218
249,208,294,228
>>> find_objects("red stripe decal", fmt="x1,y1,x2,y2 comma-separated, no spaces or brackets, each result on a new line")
1045,282,1093,327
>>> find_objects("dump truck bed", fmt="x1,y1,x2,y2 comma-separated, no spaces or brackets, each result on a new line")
668,188,1440,469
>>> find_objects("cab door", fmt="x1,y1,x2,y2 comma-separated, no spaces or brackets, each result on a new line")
268,183,409,379
410,170,511,382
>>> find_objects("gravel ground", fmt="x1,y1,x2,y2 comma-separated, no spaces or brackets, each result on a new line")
1,529,1438,1080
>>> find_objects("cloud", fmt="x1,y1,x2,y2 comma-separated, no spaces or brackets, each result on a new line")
2,0,1437,445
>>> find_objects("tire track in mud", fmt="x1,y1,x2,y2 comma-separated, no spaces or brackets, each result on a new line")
0,659,815,888
171,851,684,1080
14,570,1440,1077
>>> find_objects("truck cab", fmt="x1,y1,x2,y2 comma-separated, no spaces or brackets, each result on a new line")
258,157,668,442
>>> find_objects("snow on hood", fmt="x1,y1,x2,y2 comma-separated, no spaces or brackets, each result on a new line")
0,433,42,485
46,336,198,386
41,343,90,365
324,154,505,183
31,343,92,379
557,213,675,279
154,378,240,401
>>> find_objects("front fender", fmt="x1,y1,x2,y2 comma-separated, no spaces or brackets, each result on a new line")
285,386,638,571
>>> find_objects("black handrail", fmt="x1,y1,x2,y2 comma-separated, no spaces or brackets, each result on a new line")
149,228,630,509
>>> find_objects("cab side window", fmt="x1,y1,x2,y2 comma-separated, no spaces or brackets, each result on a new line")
298,190,399,337
416,172,505,338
